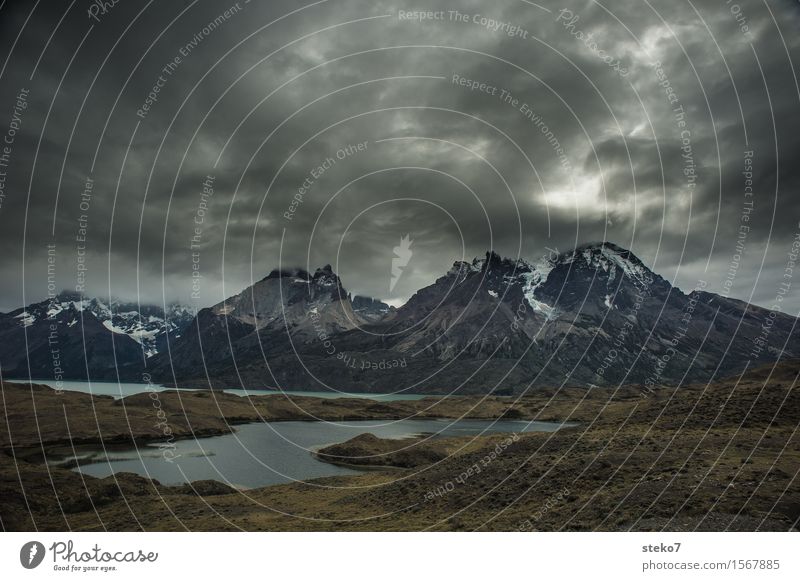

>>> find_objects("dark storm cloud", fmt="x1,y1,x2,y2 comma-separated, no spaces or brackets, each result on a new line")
0,0,798,314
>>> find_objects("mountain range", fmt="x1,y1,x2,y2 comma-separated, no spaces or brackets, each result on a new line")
0,292,193,380
2,243,797,393
152,242,798,393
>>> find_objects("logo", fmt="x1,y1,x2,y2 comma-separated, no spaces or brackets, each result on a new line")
390,234,413,292
20,541,45,569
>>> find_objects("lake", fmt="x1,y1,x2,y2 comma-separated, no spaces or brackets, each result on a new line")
17,379,430,401
67,418,572,489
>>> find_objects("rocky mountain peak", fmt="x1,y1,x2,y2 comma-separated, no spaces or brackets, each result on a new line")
313,264,337,282
446,258,483,281
55,290,83,302
311,264,345,296
3,293,193,361
557,241,654,287
264,268,311,281
13,242,794,391
483,250,527,273
352,295,394,322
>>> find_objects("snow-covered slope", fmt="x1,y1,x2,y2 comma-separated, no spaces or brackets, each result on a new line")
5,292,193,358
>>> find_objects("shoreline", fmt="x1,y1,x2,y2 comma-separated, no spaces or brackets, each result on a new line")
1,379,575,491
2,361,797,531
4,376,455,399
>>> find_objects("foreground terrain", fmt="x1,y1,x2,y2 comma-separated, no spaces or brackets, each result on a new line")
1,360,798,531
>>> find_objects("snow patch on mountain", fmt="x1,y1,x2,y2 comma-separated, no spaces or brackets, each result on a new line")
15,311,36,326
102,320,128,335
518,258,557,319
565,242,652,286
14,294,192,358
447,257,488,283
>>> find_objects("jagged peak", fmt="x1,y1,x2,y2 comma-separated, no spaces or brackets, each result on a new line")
484,250,503,264
559,242,658,285
261,264,344,288
313,264,339,281
561,241,652,283
448,251,530,276
575,240,626,251
570,241,643,262
439,242,654,292
446,257,485,279
308,264,347,295
263,268,311,281
55,290,84,302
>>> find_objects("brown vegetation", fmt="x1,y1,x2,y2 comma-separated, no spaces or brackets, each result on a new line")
1,360,798,531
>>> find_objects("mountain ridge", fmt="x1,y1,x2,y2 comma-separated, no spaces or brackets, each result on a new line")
2,243,796,391
148,242,799,393
0,292,193,380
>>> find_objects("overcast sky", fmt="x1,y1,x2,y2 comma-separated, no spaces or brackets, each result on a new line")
0,0,798,313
